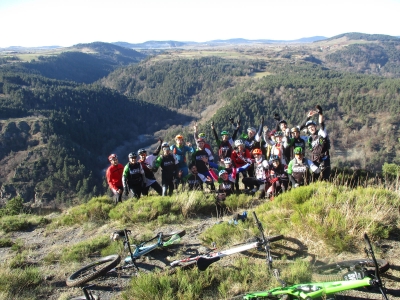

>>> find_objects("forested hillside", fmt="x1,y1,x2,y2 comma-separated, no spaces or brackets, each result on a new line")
99,57,263,112
0,71,190,205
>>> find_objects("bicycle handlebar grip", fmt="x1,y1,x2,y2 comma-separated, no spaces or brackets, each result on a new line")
197,256,221,271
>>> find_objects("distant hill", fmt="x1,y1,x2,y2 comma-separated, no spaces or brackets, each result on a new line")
326,32,399,42
112,36,328,49
0,42,147,83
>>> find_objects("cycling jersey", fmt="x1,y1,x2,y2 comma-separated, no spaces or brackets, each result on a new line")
287,157,319,185
122,162,145,187
106,163,124,192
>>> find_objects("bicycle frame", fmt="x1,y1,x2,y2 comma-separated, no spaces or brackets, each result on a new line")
171,212,283,271
122,229,182,270
237,233,389,300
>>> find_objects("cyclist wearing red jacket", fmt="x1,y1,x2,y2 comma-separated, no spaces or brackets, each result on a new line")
231,139,252,191
106,154,124,205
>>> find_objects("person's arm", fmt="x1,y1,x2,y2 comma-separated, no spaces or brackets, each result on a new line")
211,122,221,146
153,138,163,156
122,164,129,189
255,116,264,142
209,168,219,181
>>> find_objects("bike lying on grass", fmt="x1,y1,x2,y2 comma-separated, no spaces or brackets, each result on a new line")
232,232,390,299
170,211,284,271
66,229,185,287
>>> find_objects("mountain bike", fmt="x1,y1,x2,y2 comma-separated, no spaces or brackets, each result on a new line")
232,232,390,299
66,229,185,287
170,211,284,271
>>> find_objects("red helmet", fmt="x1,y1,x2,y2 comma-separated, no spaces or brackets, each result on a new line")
108,154,117,161
252,148,262,155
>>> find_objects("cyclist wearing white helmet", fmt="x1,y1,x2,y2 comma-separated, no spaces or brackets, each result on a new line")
137,138,163,196
299,105,330,181
231,139,252,191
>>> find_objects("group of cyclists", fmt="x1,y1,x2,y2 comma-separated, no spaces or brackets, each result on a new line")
106,104,331,206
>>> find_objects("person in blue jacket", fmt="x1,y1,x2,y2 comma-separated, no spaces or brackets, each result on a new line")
170,134,195,190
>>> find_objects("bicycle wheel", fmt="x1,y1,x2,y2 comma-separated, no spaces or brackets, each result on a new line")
266,234,284,242
313,258,389,282
162,230,186,241
69,295,99,300
66,255,121,287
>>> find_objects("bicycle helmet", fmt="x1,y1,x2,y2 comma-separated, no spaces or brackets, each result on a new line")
161,142,170,148
128,152,137,158
219,170,228,177
291,127,300,133
294,147,303,155
269,155,280,162
305,120,317,127
175,134,184,140
252,148,262,155
108,154,117,161
274,131,284,137
198,133,206,138
234,139,244,147
224,157,232,164
138,148,147,155
247,127,256,133
220,131,229,136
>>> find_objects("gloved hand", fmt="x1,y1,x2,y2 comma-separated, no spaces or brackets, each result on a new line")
274,113,281,121
229,117,234,124
158,137,163,143
294,183,299,188
315,105,323,114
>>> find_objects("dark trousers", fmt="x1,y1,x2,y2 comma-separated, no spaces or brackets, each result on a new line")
129,184,143,199
142,181,162,196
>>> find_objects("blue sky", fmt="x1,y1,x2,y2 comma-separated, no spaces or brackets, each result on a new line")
1,0,399,47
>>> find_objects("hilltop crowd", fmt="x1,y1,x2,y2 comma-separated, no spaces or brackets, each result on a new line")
106,104,330,207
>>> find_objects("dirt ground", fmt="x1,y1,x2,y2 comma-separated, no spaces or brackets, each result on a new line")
2,214,400,300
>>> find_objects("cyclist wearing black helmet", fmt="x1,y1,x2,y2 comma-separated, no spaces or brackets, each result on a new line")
123,152,146,199
300,105,331,180
137,138,163,196
287,147,320,187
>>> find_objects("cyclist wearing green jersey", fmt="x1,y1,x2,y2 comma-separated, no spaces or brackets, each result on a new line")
122,152,146,199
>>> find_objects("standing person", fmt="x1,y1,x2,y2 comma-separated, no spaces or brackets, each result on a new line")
154,142,179,197
211,119,240,163
170,135,195,189
300,105,331,181
231,139,252,191
138,138,163,196
287,147,320,187
106,154,124,205
276,119,292,163
263,130,288,165
193,123,214,156
122,152,146,199
244,117,264,177
285,126,307,161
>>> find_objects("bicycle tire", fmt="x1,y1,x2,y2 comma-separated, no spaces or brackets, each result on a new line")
161,230,186,241
313,258,389,282
266,234,284,243
69,296,99,300
66,255,121,287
